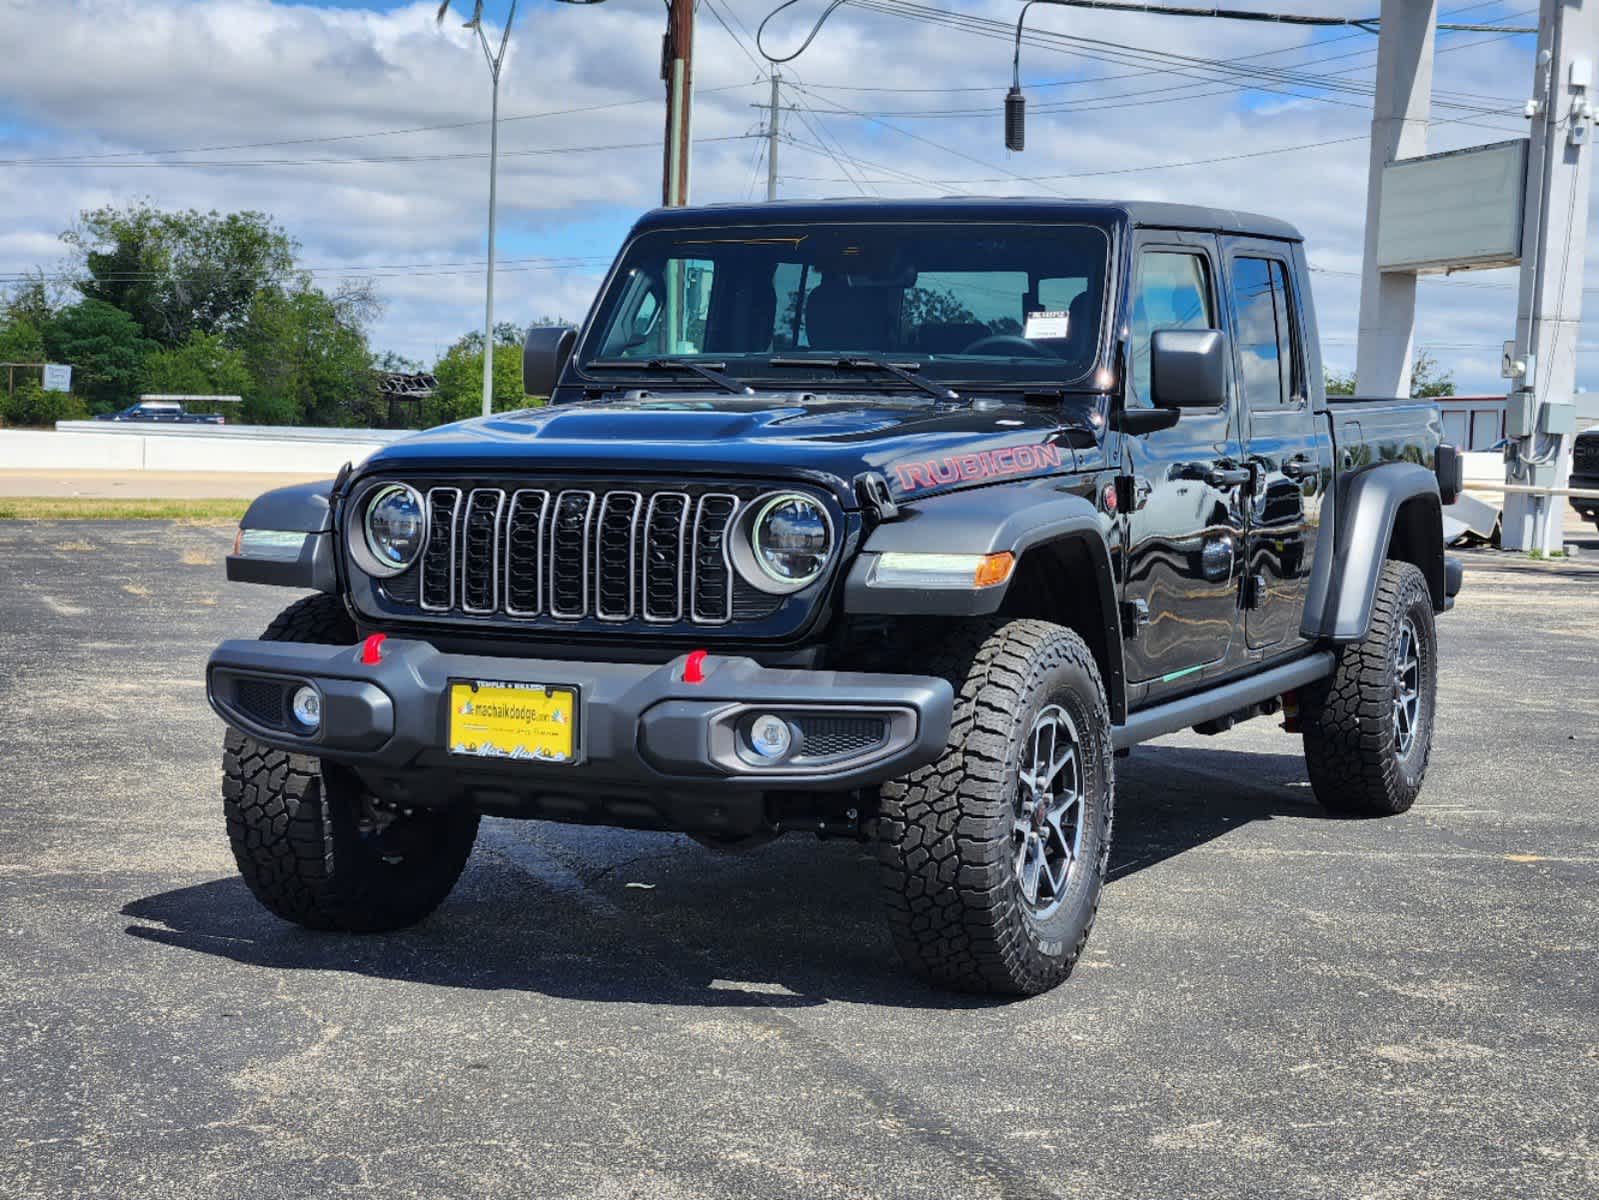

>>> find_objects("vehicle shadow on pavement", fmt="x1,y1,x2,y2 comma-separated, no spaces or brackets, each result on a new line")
121,745,1330,1008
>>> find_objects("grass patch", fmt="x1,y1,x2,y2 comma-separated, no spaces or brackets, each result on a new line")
0,498,248,521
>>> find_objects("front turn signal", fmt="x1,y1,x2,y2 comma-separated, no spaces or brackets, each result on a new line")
972,552,1015,589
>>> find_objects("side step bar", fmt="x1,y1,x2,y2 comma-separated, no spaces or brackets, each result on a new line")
1113,651,1336,750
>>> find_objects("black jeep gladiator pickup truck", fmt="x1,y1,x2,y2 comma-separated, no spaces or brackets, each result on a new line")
209,199,1463,996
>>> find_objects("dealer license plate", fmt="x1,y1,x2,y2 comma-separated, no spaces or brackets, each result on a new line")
447,680,578,763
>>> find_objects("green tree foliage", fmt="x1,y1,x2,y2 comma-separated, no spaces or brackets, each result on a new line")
141,331,251,399
1,377,88,426
1324,351,1455,400
239,282,380,426
1410,350,1456,399
1324,367,1356,396
43,300,156,413
426,328,528,425
63,202,296,348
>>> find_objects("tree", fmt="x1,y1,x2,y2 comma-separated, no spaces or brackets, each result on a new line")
428,330,527,425
63,202,297,348
1323,351,1454,400
1410,350,1456,399
2,272,62,330
239,283,379,426
43,299,156,412
141,331,251,399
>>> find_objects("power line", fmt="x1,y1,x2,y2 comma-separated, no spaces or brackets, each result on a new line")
844,0,1526,129
0,133,759,172
0,82,763,167
783,0,1520,93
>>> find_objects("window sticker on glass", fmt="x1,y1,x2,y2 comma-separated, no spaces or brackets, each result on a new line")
1024,310,1069,340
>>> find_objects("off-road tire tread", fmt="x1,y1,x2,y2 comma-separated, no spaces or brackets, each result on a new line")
876,618,1113,996
1300,560,1434,816
222,594,478,932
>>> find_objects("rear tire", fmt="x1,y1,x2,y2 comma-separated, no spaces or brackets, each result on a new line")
222,595,479,932
1300,561,1437,816
876,619,1114,996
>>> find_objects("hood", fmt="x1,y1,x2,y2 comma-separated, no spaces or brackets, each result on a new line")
361,393,1105,508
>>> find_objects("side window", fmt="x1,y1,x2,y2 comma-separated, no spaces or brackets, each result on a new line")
1231,256,1301,410
1128,250,1214,409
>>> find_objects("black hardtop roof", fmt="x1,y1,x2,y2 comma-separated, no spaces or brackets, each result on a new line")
630,196,1303,243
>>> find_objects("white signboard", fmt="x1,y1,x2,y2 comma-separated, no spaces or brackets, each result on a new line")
42,363,72,392
1376,139,1527,273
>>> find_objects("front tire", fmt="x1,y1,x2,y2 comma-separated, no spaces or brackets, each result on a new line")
876,619,1114,996
1300,561,1438,816
222,595,479,932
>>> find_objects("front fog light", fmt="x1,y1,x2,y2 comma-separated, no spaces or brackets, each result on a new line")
291,686,322,730
749,714,793,760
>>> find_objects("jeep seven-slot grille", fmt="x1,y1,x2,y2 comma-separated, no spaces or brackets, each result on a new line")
405,482,756,626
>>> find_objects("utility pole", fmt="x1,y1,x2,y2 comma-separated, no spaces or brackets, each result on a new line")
1501,0,1597,553
1355,0,1437,397
766,69,782,201
662,0,696,206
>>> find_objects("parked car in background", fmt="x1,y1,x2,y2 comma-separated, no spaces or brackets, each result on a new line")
94,397,227,425
1573,425,1599,530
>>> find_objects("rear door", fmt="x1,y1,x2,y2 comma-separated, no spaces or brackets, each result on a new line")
1221,241,1325,651
1120,231,1247,689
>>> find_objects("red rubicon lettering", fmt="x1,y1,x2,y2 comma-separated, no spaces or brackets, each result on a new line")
890,441,1066,493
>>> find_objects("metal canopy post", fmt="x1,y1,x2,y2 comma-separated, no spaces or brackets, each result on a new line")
1354,0,1438,398
1501,0,1598,553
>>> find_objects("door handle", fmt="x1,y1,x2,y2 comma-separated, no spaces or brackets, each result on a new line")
1282,456,1319,480
1205,466,1253,488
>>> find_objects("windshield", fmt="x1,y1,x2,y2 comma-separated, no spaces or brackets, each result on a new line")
577,221,1112,390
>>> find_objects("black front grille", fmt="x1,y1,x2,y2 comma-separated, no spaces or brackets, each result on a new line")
1576,436,1599,474
368,479,806,630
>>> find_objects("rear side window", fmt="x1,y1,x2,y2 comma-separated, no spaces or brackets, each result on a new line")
1128,250,1214,408
1231,257,1301,409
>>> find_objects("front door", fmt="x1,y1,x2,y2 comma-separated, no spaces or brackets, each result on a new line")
1221,243,1325,650
1121,233,1247,688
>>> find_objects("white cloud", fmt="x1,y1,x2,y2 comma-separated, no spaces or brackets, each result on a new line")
0,0,1591,393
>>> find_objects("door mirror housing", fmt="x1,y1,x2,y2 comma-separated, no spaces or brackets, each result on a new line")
523,326,577,398
1150,328,1229,410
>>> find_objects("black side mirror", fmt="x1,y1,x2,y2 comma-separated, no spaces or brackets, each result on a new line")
1150,328,1229,410
523,326,577,397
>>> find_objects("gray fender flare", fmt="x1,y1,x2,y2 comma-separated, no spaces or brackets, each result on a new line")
227,480,339,592
844,483,1125,720
1300,461,1443,643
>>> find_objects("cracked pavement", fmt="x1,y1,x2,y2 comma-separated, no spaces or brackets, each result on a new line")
1,519,1596,1200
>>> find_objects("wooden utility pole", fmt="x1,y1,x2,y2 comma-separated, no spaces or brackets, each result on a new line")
662,0,696,206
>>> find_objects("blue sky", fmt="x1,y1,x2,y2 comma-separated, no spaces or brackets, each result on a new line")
0,0,1585,392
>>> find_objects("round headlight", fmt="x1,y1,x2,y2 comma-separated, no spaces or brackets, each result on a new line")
363,484,426,575
751,493,832,587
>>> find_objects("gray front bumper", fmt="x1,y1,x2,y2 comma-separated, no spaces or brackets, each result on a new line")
206,638,953,792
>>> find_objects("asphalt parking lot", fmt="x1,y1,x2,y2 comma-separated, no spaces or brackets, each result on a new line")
2,519,1596,1200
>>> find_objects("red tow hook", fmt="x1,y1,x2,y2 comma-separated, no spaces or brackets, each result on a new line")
360,633,387,665
682,648,708,684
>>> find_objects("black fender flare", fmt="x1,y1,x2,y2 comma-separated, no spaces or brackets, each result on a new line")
226,480,339,592
1300,461,1443,643
844,484,1125,721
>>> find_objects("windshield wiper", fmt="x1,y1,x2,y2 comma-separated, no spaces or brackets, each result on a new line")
588,358,752,395
767,355,959,402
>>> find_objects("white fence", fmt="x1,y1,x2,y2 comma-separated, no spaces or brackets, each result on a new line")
0,422,412,474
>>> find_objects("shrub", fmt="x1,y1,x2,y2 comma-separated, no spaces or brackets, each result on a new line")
1,379,90,427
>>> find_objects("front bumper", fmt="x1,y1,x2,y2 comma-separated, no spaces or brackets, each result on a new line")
206,638,953,799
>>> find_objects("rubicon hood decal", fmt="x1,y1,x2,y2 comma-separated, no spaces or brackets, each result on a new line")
891,441,1065,494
